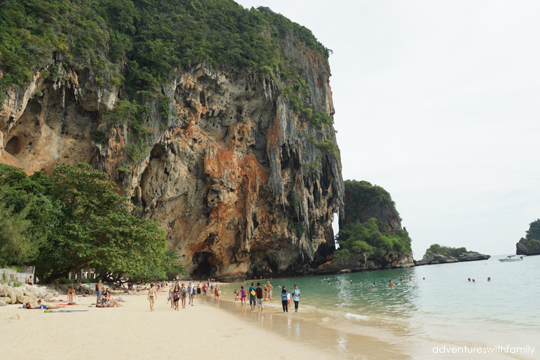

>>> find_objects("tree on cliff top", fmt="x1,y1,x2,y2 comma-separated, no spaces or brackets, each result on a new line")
0,0,329,93
526,219,540,240
423,244,469,258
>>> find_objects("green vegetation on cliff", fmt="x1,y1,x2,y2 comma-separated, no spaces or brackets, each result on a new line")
423,244,470,258
0,0,328,91
526,219,540,240
334,181,411,261
336,218,411,260
0,163,184,283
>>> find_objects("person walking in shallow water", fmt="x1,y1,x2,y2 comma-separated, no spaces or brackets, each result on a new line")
281,286,289,313
147,284,157,311
291,284,301,313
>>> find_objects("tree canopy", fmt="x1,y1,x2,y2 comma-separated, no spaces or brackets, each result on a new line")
0,162,184,283
336,218,412,260
0,0,329,93
423,244,469,258
526,219,540,240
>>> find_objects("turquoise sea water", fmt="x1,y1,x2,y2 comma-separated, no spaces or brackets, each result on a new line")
221,255,540,359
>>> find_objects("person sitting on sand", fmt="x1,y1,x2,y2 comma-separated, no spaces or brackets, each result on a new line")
97,298,122,307
27,276,33,286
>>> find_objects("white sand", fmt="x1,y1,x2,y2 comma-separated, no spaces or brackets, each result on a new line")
0,289,339,360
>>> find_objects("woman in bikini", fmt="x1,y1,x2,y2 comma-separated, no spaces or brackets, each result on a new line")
173,283,180,311
214,285,221,305
240,285,247,307
147,283,158,311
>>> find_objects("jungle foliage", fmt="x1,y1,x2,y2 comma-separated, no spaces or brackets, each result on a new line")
526,219,540,240
423,244,469,258
0,163,184,283
336,218,412,259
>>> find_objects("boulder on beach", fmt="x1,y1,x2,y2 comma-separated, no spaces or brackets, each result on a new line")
0,297,11,304
17,295,36,304
0,300,7,306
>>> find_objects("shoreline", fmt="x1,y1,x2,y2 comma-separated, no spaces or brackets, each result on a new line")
211,291,410,359
1,287,398,360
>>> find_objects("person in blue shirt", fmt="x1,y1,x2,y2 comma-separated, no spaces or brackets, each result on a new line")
281,286,289,312
248,282,257,311
291,284,301,312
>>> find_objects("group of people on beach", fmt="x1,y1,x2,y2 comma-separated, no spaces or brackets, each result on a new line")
234,281,301,313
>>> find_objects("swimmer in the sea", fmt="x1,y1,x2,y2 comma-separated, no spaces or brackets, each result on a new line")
388,280,395,288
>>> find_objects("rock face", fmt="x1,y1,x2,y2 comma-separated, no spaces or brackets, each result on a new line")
415,252,490,266
317,180,414,273
1,44,343,281
317,252,414,274
516,238,540,255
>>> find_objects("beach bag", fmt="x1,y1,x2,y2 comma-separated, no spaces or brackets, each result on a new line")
250,290,256,296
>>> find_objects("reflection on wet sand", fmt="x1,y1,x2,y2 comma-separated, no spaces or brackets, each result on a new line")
206,296,410,359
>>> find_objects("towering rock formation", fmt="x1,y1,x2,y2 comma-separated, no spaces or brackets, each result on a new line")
318,180,413,273
339,180,402,232
0,3,343,280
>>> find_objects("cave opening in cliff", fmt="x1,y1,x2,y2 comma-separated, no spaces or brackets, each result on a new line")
192,252,216,279
5,136,22,156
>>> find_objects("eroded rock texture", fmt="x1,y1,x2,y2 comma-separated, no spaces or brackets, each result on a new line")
1,49,343,281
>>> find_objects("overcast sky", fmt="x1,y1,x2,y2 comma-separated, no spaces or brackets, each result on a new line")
235,0,540,257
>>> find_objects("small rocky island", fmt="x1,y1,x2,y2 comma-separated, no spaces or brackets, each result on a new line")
516,219,540,255
415,244,490,265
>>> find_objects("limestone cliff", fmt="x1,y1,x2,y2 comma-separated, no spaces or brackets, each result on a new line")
0,14,343,281
516,238,540,255
317,180,414,273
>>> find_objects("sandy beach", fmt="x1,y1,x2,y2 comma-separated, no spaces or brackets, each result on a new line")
0,287,354,360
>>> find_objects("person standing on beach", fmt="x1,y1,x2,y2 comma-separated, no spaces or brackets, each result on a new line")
181,283,187,309
203,283,208,297
255,282,264,312
215,285,221,305
291,284,301,313
173,283,180,311
169,286,174,309
249,282,257,311
281,286,289,312
240,285,246,307
188,282,195,306
148,284,158,311
96,279,102,304
266,281,274,302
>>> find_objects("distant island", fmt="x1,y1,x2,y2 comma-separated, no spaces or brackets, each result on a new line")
516,219,540,255
415,244,490,266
